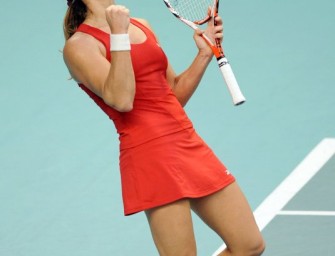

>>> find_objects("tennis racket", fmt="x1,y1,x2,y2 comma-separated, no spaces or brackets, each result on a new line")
163,0,246,105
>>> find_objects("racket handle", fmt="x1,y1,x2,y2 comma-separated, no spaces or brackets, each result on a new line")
217,57,246,105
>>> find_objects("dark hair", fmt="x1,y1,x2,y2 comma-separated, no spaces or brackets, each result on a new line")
63,0,87,40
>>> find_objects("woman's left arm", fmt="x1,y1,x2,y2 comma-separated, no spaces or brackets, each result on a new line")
167,16,224,106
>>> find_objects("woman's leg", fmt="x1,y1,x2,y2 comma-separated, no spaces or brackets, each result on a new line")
145,199,197,256
190,182,265,256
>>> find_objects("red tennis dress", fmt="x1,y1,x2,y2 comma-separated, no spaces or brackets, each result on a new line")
76,19,235,215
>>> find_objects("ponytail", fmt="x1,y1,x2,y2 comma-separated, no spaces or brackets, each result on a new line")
63,0,87,40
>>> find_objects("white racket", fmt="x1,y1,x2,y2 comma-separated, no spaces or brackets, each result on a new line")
163,0,246,105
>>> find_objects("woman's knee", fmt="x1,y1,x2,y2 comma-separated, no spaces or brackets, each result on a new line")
250,236,266,256
235,236,265,256
222,233,265,256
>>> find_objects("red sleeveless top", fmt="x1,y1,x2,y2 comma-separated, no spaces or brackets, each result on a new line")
76,19,194,150
76,19,235,216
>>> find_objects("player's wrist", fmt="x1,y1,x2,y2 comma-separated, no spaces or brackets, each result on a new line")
110,34,131,51
198,48,214,59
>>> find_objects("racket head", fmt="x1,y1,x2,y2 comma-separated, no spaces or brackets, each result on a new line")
163,0,217,25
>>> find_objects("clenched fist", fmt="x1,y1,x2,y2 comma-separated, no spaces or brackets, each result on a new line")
106,5,130,34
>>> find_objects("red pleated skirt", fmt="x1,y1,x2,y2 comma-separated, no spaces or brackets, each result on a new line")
119,128,235,215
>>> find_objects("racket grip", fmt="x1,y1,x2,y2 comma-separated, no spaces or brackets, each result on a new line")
218,57,246,105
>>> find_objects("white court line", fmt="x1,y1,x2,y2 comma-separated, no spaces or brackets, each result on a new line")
278,211,335,216
212,138,335,256
253,138,335,231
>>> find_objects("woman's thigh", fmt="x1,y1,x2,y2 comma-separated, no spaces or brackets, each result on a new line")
190,182,265,255
145,199,197,256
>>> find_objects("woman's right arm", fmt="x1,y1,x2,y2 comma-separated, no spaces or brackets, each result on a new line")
63,5,135,112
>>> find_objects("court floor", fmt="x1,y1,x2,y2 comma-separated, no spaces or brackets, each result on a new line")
0,0,334,255
213,138,335,255
260,139,335,256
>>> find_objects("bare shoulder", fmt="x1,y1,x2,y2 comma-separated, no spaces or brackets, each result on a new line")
63,32,103,82
132,17,153,30
63,32,99,65
132,17,161,43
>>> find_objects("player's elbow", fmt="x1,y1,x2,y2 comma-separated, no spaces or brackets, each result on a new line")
103,95,134,112
114,101,133,112
102,80,135,112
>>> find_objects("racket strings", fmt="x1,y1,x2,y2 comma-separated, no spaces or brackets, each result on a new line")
169,0,214,23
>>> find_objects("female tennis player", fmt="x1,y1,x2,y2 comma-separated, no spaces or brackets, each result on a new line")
63,0,265,255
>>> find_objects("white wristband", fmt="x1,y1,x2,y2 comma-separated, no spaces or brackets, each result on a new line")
110,34,131,51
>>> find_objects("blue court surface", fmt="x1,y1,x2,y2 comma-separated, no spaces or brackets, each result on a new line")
0,0,334,255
